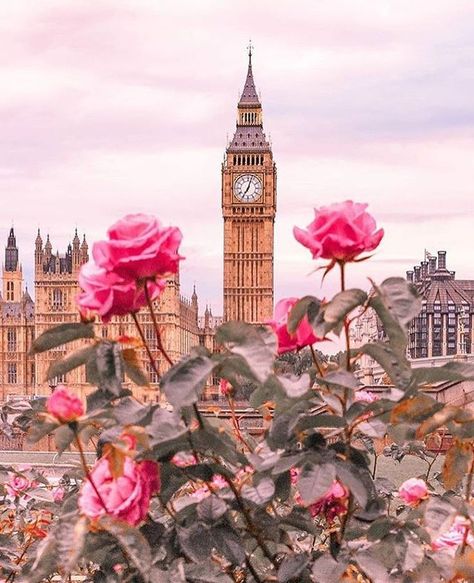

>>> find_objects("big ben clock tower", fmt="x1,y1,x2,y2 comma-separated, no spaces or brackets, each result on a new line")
222,46,276,324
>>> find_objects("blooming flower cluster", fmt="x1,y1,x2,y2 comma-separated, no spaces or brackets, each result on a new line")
77,214,182,322
47,385,84,423
78,456,160,526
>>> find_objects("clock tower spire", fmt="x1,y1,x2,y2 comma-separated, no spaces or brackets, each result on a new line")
222,47,276,324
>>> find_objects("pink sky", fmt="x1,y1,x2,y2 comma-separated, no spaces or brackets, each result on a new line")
1,0,474,314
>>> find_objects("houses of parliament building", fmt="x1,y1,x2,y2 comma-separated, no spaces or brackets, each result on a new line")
0,47,276,404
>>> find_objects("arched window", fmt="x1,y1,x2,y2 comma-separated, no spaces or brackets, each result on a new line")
7,328,16,351
237,155,241,165
52,289,63,310
233,155,236,165
251,155,255,165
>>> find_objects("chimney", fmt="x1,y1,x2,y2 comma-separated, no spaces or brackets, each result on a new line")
421,261,428,280
438,250,446,270
406,270,414,283
451,271,456,278
428,256,437,274
414,266,421,282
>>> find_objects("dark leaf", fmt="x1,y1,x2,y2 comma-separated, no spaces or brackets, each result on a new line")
122,347,149,386
87,341,124,396
359,342,412,388
47,345,95,381
100,517,152,582
297,463,335,505
216,321,277,383
311,554,348,582
55,514,88,574
178,523,214,563
443,440,474,490
31,322,95,354
241,477,275,505
161,354,216,409
313,289,367,336
287,296,321,334
278,553,309,582
197,495,227,522
54,424,76,454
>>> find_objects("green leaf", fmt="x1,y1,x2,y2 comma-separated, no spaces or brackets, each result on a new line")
336,461,371,509
297,463,335,505
313,289,367,336
318,370,358,390
147,408,188,445
197,495,227,522
161,354,216,409
287,295,321,334
216,322,277,383
26,420,58,444
86,341,124,395
47,345,95,381
31,322,95,354
278,553,309,582
277,373,311,399
211,526,246,566
100,516,152,582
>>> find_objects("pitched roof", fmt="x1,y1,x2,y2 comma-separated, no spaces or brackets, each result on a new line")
238,52,260,107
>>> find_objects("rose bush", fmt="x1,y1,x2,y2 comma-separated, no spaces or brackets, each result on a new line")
1,204,474,583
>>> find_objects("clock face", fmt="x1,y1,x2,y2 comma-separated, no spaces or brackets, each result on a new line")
234,174,262,203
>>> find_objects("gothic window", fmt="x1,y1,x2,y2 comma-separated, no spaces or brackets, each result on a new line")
7,328,16,352
146,362,159,384
233,155,236,165
30,363,35,385
7,363,17,384
237,155,241,165
101,326,108,338
52,288,63,310
145,325,157,349
6,281,14,301
251,155,255,165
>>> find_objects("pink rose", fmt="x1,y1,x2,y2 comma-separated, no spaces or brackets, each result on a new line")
432,516,474,553
355,390,379,403
53,486,65,503
307,481,349,522
219,379,233,397
6,474,31,497
47,386,84,423
77,261,165,323
268,297,320,354
78,457,160,526
92,214,183,280
294,201,384,263
398,478,428,506
171,452,198,467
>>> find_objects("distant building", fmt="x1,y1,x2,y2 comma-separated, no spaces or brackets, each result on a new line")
352,250,474,384
407,251,473,359
0,228,209,403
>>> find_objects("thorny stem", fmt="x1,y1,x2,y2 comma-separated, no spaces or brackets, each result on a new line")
425,428,446,483
5,539,35,583
222,475,279,571
310,345,326,378
73,430,109,515
372,453,378,480
338,261,351,374
226,394,254,452
131,311,161,384
144,282,174,367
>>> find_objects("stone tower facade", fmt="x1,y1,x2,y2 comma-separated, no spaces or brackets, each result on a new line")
222,47,276,324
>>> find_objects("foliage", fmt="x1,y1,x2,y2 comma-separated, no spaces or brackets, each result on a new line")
1,220,474,583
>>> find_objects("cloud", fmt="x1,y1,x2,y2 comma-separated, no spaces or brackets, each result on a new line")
0,0,473,316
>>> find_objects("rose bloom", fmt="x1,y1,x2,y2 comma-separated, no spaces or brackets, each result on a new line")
268,297,320,355
398,478,428,506
79,457,160,526
307,481,349,523
293,200,384,263
92,214,183,280
432,516,474,553
52,486,65,503
354,390,379,403
6,474,31,497
77,261,165,323
219,379,233,397
47,385,84,423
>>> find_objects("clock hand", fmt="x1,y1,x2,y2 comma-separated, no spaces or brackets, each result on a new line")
244,178,252,194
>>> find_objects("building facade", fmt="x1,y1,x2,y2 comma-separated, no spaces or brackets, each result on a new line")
222,47,276,324
0,229,202,402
